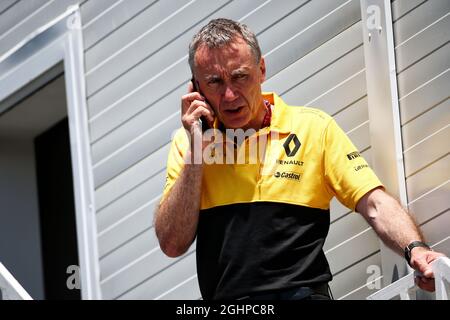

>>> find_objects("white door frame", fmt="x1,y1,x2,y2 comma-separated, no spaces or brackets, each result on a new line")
360,0,410,286
0,5,101,300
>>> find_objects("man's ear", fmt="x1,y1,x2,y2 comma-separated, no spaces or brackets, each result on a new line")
259,56,266,83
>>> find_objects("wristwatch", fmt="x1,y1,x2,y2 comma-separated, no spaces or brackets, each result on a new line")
404,241,431,266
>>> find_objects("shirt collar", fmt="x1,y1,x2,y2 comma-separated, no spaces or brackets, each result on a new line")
262,92,292,134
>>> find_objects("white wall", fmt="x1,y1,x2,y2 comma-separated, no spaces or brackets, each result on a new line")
393,0,450,255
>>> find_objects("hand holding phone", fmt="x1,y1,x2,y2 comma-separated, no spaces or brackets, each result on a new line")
180,76,215,139
191,76,213,131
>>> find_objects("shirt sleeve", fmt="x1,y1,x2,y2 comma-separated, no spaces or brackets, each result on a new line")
160,128,189,204
322,118,384,211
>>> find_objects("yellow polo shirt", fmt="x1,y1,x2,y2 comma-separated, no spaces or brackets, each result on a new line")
161,92,383,300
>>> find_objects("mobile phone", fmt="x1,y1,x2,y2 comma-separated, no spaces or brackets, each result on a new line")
191,76,211,131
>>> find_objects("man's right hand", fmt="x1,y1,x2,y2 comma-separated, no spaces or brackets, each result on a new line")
181,81,215,137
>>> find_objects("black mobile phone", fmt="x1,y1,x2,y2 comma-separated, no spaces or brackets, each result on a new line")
191,76,211,131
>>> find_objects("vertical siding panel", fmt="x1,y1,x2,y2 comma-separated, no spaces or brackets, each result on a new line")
0,0,20,16
0,0,83,57
83,0,156,51
392,0,450,301
0,0,49,36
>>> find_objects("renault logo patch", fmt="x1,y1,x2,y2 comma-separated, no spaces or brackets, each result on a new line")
283,134,301,157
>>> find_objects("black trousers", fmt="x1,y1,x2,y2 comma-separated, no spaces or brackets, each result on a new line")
237,283,331,300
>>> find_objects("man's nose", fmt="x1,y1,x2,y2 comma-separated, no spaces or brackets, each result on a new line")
223,85,238,102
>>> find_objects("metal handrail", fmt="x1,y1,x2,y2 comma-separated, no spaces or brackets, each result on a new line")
433,257,450,300
367,257,450,300
0,262,33,300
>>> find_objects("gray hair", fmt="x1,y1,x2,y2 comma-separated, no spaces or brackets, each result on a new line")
188,18,261,73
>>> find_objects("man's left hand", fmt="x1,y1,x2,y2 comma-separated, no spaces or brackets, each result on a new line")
409,247,446,292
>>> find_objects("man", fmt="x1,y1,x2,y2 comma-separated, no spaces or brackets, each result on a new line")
154,18,445,300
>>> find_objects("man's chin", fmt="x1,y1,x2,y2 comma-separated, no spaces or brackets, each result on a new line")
221,118,249,130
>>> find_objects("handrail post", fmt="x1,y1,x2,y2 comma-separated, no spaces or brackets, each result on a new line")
367,257,450,300
0,262,33,300
433,257,450,300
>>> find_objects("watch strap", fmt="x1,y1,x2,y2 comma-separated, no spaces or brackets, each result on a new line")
404,241,431,266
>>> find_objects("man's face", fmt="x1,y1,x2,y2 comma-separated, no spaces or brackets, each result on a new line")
193,37,266,130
